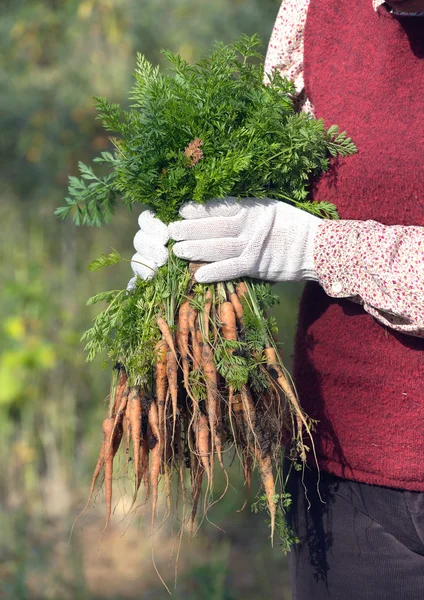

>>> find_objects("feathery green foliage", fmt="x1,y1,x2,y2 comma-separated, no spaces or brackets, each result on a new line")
57,34,356,226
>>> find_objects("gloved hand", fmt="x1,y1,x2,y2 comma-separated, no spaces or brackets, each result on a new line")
127,209,169,290
169,197,321,283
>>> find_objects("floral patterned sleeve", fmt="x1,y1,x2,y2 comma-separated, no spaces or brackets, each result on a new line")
263,0,314,114
314,220,424,337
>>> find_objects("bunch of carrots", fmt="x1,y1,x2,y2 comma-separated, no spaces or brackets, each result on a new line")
62,37,356,588
75,275,314,575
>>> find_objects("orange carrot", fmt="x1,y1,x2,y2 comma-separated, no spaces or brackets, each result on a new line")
155,339,168,438
238,382,275,539
111,367,128,417
150,438,161,522
156,316,178,361
193,329,204,373
220,301,238,440
102,416,123,531
177,300,191,387
254,448,276,544
188,305,201,370
167,348,178,441
202,342,223,470
229,291,244,325
189,453,204,539
128,387,142,489
123,400,131,458
241,384,258,448
110,381,129,447
230,392,245,441
195,413,211,483
219,301,237,342
148,400,161,447
264,346,304,440
149,428,171,595
236,281,248,300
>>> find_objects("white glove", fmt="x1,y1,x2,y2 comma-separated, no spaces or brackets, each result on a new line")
127,209,169,290
169,197,321,283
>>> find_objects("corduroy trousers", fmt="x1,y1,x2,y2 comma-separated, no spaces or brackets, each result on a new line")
287,466,424,600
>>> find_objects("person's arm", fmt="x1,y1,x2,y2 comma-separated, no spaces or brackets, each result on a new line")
169,199,424,339
314,219,424,336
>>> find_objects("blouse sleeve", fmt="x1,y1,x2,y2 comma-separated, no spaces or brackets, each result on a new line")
314,220,424,337
263,0,314,114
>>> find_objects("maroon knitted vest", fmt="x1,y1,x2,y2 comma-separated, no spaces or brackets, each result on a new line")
294,0,424,490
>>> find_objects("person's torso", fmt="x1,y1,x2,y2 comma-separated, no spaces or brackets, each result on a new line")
294,0,424,490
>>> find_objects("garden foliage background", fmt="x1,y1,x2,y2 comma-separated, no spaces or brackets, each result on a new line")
1,1,300,597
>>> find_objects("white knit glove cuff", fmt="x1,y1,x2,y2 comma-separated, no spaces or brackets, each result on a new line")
285,218,320,282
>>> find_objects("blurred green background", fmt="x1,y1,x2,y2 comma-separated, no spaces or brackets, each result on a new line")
1,1,302,598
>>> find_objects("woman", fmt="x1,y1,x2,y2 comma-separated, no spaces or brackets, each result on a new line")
129,2,424,597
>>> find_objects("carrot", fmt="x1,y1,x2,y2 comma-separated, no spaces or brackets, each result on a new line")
87,443,106,503
204,288,213,339
175,418,185,514
220,300,238,445
188,305,201,370
177,300,191,387
155,339,168,438
150,438,161,522
254,448,276,545
230,392,245,439
167,348,178,442
241,384,258,448
110,381,129,448
193,329,204,373
264,346,305,445
128,387,142,489
189,453,204,539
148,400,161,447
156,316,178,361
236,381,275,540
123,400,131,458
202,342,223,471
219,301,237,342
195,413,211,484
111,367,128,417
229,378,277,542
149,430,171,595
229,291,244,325
102,416,123,531
236,281,248,300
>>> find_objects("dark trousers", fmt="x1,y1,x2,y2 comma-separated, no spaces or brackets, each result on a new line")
286,466,424,600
